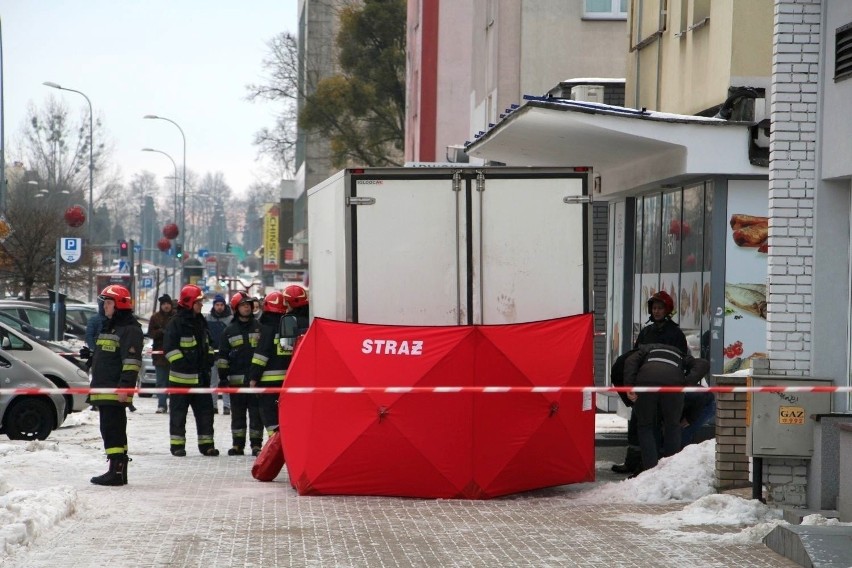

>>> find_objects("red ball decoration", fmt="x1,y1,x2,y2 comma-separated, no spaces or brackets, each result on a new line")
163,223,180,240
157,238,172,253
64,205,86,228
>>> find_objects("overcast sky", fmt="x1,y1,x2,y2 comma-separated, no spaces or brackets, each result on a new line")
1,1,297,197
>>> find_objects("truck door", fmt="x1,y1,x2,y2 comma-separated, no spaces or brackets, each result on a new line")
471,171,590,324
350,174,466,325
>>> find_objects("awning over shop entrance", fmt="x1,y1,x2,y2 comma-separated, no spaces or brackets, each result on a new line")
465,98,766,195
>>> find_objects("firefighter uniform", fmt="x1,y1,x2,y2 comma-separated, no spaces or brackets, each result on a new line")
248,307,290,435
89,286,143,486
164,289,219,456
217,305,263,455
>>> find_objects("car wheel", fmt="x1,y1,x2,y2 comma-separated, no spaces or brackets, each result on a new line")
3,397,56,440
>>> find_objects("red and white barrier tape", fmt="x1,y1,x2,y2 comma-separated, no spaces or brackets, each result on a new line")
1,385,851,396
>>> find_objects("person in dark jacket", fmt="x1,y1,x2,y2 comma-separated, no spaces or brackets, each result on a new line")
623,343,709,472
216,292,264,456
88,285,144,486
248,291,291,437
147,294,174,413
613,291,689,474
207,294,233,414
164,284,219,457
84,298,105,352
634,291,688,354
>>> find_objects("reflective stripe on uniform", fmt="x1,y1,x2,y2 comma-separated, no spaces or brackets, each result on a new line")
259,370,285,382
122,357,142,373
168,370,200,385
179,336,197,348
96,334,120,352
166,349,183,363
251,353,269,366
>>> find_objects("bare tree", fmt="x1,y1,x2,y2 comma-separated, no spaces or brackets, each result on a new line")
246,32,300,175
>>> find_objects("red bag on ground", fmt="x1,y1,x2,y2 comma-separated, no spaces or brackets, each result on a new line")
251,431,285,482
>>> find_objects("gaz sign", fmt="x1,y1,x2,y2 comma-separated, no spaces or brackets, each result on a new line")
779,406,805,425
60,237,82,263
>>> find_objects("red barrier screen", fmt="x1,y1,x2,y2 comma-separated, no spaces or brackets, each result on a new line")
279,314,595,499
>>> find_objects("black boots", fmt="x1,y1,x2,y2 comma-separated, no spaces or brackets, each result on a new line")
200,445,220,456
611,447,642,475
91,454,129,486
228,446,245,456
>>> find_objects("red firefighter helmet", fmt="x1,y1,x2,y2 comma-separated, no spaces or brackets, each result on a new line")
283,284,308,309
647,290,675,316
262,291,287,314
99,285,133,311
230,291,252,312
178,284,204,309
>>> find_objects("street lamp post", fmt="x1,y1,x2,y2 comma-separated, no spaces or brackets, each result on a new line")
142,147,179,296
143,115,186,285
43,81,95,302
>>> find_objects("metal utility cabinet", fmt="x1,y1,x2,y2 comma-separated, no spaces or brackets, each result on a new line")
746,376,833,458
307,167,593,326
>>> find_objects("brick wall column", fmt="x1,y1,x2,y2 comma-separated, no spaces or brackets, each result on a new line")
714,375,750,490
764,0,821,377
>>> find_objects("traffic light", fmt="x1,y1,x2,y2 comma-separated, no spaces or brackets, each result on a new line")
118,239,128,257
225,241,232,253
175,244,183,260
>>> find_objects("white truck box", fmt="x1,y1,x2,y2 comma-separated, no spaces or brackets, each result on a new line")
307,167,592,325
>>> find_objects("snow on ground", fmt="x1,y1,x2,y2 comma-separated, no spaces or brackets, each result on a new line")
0,403,847,560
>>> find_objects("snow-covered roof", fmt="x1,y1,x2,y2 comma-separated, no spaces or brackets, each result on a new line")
466,96,765,196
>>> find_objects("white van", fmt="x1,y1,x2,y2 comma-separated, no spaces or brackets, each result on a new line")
0,322,90,414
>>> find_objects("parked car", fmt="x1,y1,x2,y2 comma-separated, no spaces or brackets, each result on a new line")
0,321,90,414
64,303,100,329
0,350,66,440
0,300,87,340
0,311,52,341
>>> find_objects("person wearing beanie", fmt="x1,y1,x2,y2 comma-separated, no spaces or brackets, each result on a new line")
147,294,175,413
207,294,233,414
88,285,143,486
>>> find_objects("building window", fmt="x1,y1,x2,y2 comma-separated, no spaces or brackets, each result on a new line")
836,22,852,82
631,182,714,357
584,0,627,20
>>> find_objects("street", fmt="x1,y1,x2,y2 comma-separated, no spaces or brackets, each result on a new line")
1,396,796,568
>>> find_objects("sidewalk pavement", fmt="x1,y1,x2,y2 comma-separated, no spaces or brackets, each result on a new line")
8,413,797,568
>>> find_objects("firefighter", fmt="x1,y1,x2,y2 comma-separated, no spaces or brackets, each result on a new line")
217,292,264,456
164,284,219,457
282,284,310,335
248,291,290,437
89,284,144,486
623,343,709,473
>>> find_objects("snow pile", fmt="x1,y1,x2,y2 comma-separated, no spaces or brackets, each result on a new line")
573,440,717,504
0,485,77,555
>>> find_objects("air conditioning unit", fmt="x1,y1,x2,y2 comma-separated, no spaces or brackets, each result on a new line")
570,84,605,103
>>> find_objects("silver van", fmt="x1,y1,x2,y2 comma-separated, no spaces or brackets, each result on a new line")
0,350,66,440
0,321,90,414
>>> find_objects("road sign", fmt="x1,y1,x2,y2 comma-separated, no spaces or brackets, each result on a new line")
60,237,82,263
141,277,154,289
198,248,209,258
117,259,129,273
134,244,142,253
